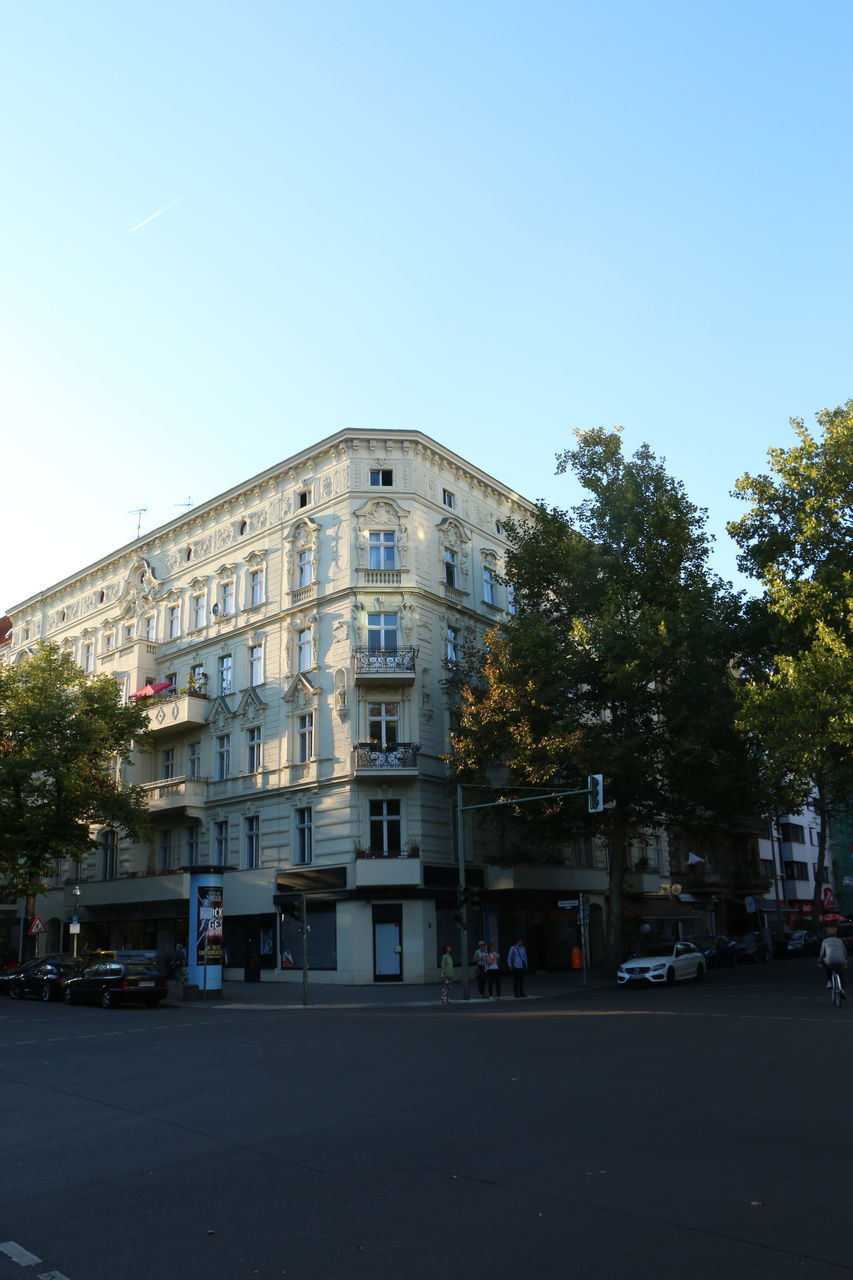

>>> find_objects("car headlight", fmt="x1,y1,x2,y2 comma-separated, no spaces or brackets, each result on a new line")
649,963,666,971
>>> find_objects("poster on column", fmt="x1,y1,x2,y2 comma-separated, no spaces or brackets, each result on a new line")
196,885,224,964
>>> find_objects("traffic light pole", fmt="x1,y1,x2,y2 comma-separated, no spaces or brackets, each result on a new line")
455,778,603,1001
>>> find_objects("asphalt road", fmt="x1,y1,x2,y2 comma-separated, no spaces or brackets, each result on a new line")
1,962,850,1280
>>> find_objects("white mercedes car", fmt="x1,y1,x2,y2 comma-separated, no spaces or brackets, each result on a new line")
617,941,706,986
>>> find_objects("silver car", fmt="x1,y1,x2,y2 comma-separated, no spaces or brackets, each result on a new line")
618,941,706,985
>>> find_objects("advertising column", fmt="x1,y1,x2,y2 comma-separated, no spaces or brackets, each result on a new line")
188,870,224,995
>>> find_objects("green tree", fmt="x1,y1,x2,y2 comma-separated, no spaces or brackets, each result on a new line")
728,402,853,928
451,428,767,974
0,643,150,946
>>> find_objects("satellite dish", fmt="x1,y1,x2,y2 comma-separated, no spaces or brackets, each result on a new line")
211,603,220,616
670,884,683,896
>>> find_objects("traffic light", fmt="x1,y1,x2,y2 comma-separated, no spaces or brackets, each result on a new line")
457,886,469,910
587,774,604,813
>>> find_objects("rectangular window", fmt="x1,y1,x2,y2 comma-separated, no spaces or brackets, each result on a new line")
123,622,135,645
446,625,460,663
295,807,313,864
483,566,495,605
367,612,397,651
218,654,233,695
101,830,117,880
760,858,775,880
506,584,517,616
298,627,312,671
370,469,393,486
189,663,206,690
298,549,314,587
221,581,235,616
162,748,175,780
245,815,260,869
167,605,180,639
247,726,262,773
783,861,809,881
442,488,454,509
249,568,265,606
186,827,199,867
249,644,263,686
369,798,402,855
444,548,457,588
216,734,231,781
187,742,201,780
368,701,399,747
368,531,396,570
297,713,314,763
192,594,206,629
103,631,115,652
298,488,311,509
781,822,806,844
144,615,156,641
165,671,177,693
214,820,229,867
159,830,173,873
83,642,94,673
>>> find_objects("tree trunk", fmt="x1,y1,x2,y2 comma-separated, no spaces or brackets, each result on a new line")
22,892,36,962
601,828,628,976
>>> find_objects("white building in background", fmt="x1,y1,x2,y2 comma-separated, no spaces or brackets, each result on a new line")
5,429,613,983
756,804,839,929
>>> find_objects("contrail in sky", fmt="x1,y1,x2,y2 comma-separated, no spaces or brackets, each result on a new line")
131,195,186,232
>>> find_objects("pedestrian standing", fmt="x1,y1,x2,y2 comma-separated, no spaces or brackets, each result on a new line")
484,944,501,998
473,940,487,997
440,944,454,1005
508,938,528,997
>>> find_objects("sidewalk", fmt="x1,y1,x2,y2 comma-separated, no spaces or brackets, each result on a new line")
174,968,612,1010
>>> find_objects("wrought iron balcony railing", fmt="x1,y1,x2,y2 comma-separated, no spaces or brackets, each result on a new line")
352,646,418,676
352,742,420,770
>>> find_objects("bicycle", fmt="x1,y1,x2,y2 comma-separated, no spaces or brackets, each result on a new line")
830,968,844,1009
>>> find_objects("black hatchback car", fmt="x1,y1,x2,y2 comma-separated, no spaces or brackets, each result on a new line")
64,962,169,1009
9,956,86,1002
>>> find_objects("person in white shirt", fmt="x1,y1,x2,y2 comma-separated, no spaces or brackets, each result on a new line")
819,929,847,997
508,939,528,998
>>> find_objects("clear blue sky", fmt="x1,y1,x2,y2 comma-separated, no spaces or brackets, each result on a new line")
3,0,851,612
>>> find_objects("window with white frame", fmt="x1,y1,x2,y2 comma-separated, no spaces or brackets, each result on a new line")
215,734,231,780
123,622,136,645
144,615,156,641
190,663,206,690
192,594,206,630
167,604,181,639
369,530,396,571
247,726,262,773
368,701,399,747
245,815,260,869
442,488,455,509
159,829,173,873
295,807,313,864
218,654,233,695
101,829,117,880
214,820,229,866
444,548,457,588
297,712,314,763
297,548,314,588
446,625,460,663
249,643,264,686
367,612,397,651
370,468,393,486
103,630,115,652
221,581,235,616
369,798,402,855
297,627,312,671
249,568,265,606
483,566,496,605
186,827,199,867
162,748,175,780
83,642,94,673
188,741,201,780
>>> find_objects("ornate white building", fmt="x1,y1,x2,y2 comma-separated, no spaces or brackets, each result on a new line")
5,429,619,982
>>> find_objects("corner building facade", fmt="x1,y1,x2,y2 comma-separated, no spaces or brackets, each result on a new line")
11,430,588,983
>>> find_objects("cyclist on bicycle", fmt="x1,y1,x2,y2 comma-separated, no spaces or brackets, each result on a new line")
819,928,848,997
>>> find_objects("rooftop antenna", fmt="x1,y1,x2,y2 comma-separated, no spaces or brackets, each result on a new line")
128,508,148,538
175,496,193,511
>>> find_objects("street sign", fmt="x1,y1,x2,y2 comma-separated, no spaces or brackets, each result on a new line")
28,915,47,936
558,899,579,909
69,922,81,935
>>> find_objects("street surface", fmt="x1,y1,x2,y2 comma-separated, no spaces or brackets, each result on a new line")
1,962,850,1280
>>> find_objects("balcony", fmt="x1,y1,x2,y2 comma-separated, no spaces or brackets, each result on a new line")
144,691,210,735
355,849,422,888
142,776,207,820
352,743,419,776
352,647,418,682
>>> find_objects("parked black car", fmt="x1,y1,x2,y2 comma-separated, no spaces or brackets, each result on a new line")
8,957,85,1002
64,962,169,1009
1,954,79,997
734,932,770,964
787,929,821,957
694,936,739,968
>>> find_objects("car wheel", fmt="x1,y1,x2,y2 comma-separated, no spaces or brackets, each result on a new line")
665,967,675,985
9,983,22,1000
41,984,52,1002
64,986,73,1004
101,990,113,1009
694,963,705,983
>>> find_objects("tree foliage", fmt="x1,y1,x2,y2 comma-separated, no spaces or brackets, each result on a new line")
0,643,151,901
728,402,853,925
451,428,768,972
